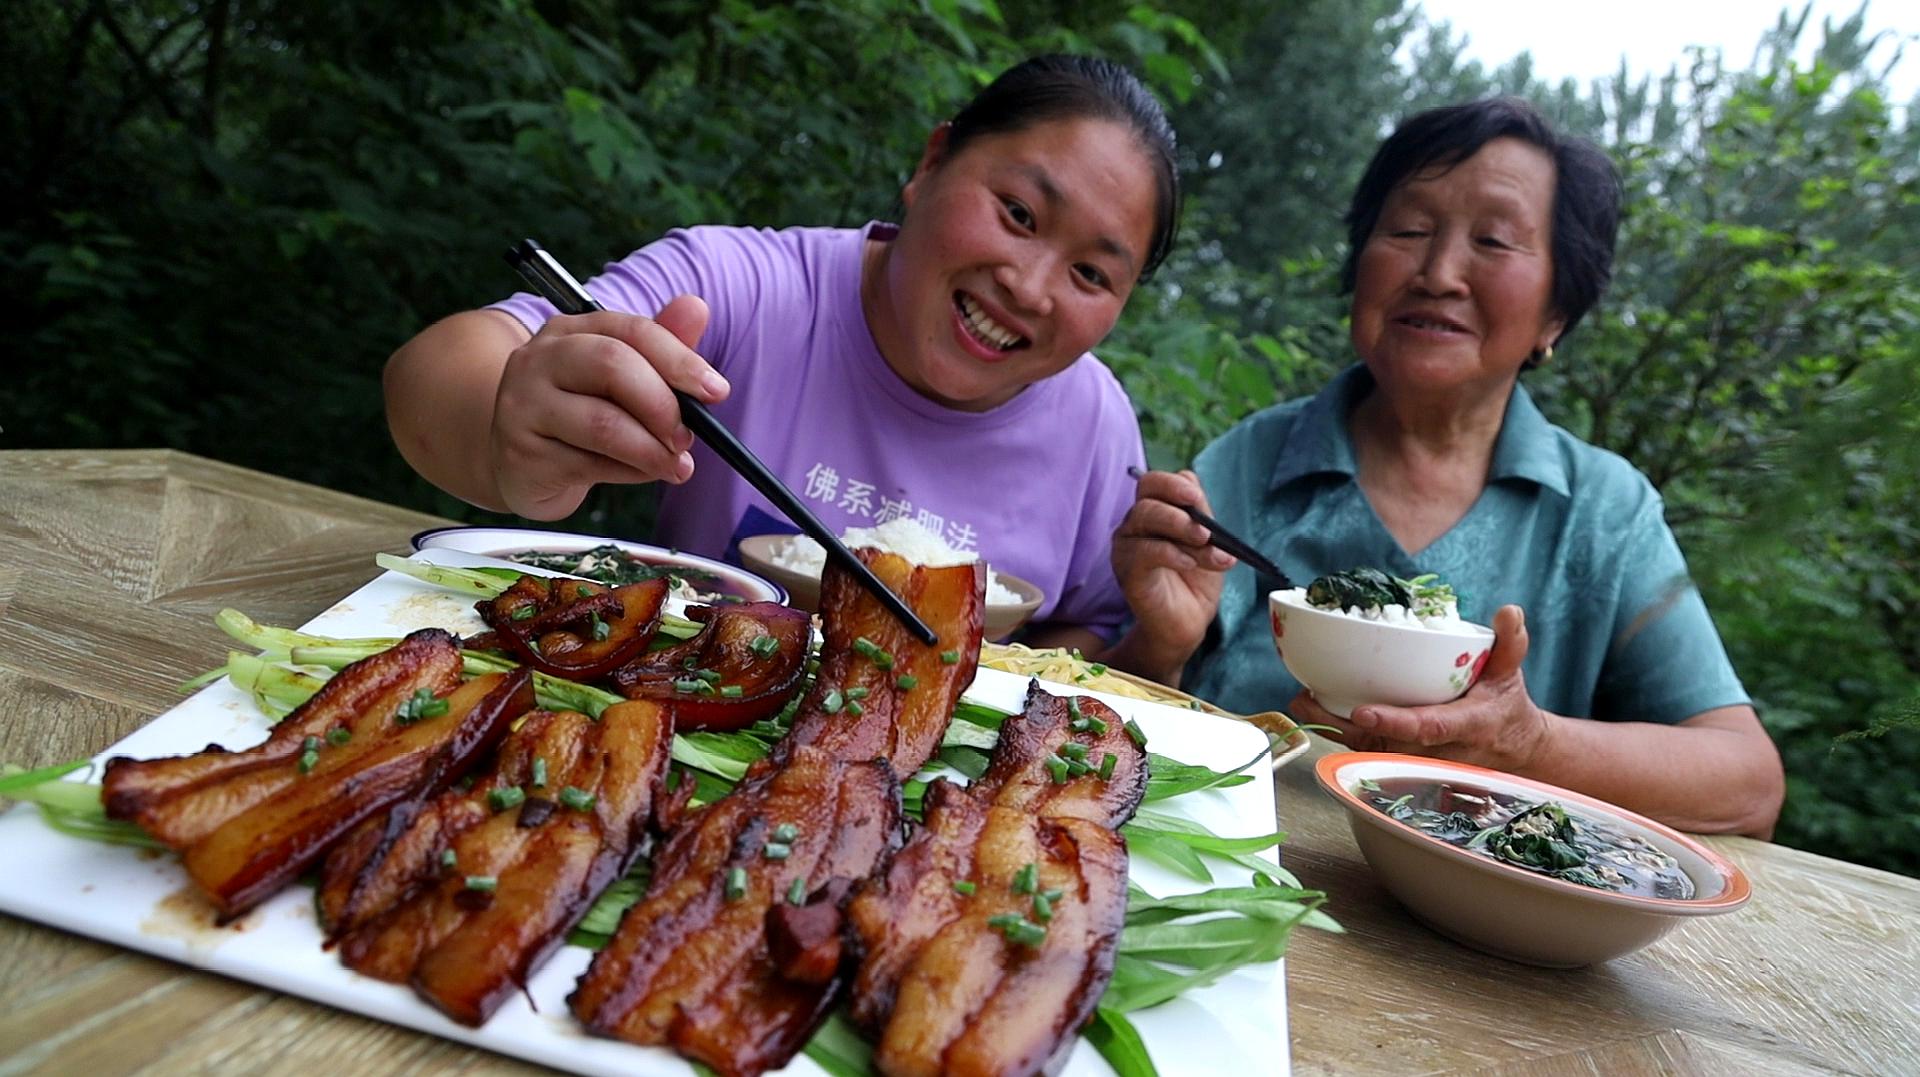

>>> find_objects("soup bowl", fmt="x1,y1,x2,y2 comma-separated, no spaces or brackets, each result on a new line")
1269,589,1494,717
412,526,787,605
1315,752,1751,967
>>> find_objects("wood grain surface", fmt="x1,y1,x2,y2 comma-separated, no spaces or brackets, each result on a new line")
2,449,1916,1076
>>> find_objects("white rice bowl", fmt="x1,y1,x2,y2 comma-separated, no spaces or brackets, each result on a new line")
766,519,1025,606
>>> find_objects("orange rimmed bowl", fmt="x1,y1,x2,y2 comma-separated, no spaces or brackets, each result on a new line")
1315,752,1751,967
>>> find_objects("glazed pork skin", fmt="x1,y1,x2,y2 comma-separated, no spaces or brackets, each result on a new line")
102,631,529,920
609,602,813,731
781,549,983,775
570,744,902,1077
476,576,669,680
320,698,674,1026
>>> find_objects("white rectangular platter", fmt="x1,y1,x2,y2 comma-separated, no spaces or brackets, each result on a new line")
0,552,1289,1076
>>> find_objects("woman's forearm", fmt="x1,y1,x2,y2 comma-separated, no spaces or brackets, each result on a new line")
1522,705,1785,838
382,309,530,512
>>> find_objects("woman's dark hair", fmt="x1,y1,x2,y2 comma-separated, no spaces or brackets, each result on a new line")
1339,96,1622,346
943,54,1181,281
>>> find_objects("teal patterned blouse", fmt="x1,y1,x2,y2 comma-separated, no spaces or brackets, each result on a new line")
1181,365,1750,724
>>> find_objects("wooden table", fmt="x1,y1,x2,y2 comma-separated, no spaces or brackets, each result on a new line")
3,449,1917,1076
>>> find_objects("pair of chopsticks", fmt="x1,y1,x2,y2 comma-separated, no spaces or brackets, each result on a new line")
506,239,938,645
1127,466,1291,587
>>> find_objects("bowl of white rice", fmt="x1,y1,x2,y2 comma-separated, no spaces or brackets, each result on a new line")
1269,570,1494,718
738,520,1044,639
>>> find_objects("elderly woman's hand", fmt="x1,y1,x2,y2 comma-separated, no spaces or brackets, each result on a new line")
1104,469,1236,685
1299,605,1552,771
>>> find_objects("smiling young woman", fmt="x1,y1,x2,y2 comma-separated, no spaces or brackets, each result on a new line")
382,55,1181,650
863,117,1160,412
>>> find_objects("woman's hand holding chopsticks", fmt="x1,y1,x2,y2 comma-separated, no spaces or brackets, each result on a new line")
1103,468,1235,688
488,295,731,519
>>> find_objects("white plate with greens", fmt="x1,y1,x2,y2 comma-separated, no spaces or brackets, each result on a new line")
0,551,1327,1076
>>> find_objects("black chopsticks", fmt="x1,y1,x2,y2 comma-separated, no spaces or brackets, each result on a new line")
505,239,938,645
1127,466,1291,588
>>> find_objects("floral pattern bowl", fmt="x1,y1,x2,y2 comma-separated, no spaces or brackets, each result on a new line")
1268,589,1494,717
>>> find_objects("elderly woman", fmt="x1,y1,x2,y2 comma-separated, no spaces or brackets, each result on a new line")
1105,98,1784,838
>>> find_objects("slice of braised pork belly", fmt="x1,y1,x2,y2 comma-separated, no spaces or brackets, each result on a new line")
781,549,983,775
847,795,1129,1077
571,744,902,1077
101,630,530,921
476,576,670,680
844,682,1147,1077
608,602,813,731
973,680,1149,829
318,697,674,1026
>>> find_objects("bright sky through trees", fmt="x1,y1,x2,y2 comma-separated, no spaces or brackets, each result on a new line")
1421,0,1917,113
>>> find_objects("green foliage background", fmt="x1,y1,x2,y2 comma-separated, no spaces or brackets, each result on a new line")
5,1,1916,875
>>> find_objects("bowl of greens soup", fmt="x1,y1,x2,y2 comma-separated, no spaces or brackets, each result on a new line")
1315,753,1750,967
411,527,787,605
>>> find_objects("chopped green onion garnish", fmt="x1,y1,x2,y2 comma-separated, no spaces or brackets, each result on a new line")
847,700,864,717
1087,663,1108,676
895,674,918,690
847,686,869,701
325,727,352,746
590,612,610,641
1045,755,1070,784
1124,719,1147,746
559,786,595,811
1068,698,1084,722
1012,862,1038,895
985,912,1047,947
940,649,960,664
464,875,497,891
822,689,844,714
673,678,712,695
1004,919,1048,947
532,757,548,787
302,735,321,752
488,786,526,812
1066,756,1093,776
1083,715,1109,735
1032,892,1055,922
1059,741,1088,761
772,823,799,843
440,848,457,869
298,749,319,774
751,635,780,659
787,877,808,905
509,604,537,621
396,687,449,724
719,685,744,698
853,637,894,669
763,842,792,860
695,668,722,683
725,866,747,901
1098,752,1118,781
952,880,977,896
1041,888,1064,902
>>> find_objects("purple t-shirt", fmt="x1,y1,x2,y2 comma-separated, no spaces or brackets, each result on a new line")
490,223,1145,639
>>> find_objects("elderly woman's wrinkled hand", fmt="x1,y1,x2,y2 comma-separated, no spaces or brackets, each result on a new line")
1108,468,1235,681
1300,604,1552,772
